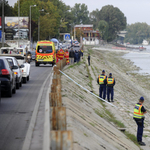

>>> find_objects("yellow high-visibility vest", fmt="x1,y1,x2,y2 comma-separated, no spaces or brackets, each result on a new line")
133,104,144,119
99,75,106,85
107,78,114,85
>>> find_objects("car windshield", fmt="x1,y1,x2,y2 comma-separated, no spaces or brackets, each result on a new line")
37,46,53,53
0,59,5,69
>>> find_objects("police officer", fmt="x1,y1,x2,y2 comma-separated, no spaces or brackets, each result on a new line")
133,97,147,146
107,73,115,102
97,70,107,99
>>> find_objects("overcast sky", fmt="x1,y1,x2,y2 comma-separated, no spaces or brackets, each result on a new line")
8,0,150,25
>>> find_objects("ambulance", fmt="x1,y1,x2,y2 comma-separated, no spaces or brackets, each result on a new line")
35,41,56,66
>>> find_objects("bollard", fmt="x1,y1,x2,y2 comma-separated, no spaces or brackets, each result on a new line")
51,84,61,93
52,79,61,86
50,130,73,150
49,92,62,107
50,107,66,130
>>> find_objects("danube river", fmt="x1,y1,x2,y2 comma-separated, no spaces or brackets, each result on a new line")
123,45,150,74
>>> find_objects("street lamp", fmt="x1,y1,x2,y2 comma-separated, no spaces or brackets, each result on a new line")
38,9,44,41
30,5,36,50
2,0,4,47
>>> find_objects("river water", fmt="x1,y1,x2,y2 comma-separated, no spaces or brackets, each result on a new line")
122,45,150,74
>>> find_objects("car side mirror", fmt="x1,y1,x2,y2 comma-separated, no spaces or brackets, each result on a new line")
12,65,18,69
20,64,25,68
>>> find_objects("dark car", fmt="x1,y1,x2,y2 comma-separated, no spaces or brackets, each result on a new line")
0,57,18,97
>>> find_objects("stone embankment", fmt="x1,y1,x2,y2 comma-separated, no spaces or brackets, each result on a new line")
60,45,150,150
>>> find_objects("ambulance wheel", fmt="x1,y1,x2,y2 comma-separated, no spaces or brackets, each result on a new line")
35,62,39,67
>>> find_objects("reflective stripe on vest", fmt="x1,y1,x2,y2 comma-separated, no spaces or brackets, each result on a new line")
133,104,144,119
99,75,106,84
107,78,114,85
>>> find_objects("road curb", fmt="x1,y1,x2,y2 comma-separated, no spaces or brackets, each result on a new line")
22,69,53,150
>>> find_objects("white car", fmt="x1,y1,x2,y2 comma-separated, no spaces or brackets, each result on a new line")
0,56,24,89
13,55,30,83
0,54,30,84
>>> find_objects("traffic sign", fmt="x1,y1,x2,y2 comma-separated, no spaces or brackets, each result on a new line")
64,34,70,40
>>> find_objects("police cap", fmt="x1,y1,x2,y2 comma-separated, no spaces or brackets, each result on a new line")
139,96,144,101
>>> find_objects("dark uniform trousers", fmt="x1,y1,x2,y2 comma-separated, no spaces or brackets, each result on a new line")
107,86,114,101
134,118,144,142
99,84,106,99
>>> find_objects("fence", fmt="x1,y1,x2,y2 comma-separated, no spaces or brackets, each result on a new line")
50,58,73,150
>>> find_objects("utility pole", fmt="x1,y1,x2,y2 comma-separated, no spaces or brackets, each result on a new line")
18,0,20,47
2,0,4,47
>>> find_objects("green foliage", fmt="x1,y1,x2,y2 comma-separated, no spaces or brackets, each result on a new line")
89,9,100,30
71,3,90,24
99,5,126,42
124,22,150,44
0,0,14,16
98,20,109,41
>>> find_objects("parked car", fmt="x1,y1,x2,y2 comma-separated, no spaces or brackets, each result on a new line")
0,57,17,97
1,56,24,89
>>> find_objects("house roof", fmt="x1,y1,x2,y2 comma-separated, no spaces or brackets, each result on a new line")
74,24,93,28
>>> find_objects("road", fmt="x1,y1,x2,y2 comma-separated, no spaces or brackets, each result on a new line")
0,62,52,150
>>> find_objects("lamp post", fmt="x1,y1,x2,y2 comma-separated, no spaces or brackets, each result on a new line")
30,5,36,50
74,25,76,40
18,0,20,47
2,0,4,47
38,9,44,41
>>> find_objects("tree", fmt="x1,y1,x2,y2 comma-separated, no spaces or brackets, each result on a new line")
89,9,100,30
13,0,60,41
98,20,109,41
99,5,126,42
0,0,14,16
124,23,150,44
71,3,89,25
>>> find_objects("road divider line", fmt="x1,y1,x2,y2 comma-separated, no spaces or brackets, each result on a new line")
22,69,53,150
59,70,117,108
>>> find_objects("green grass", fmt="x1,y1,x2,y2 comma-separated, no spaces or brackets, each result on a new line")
124,131,139,146
89,122,96,127
84,133,88,137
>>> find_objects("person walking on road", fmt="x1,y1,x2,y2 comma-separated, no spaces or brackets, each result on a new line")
97,70,107,100
133,97,147,146
74,50,79,63
87,53,90,66
69,48,75,65
106,73,115,102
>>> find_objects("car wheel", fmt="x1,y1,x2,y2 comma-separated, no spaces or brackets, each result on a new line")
12,84,16,94
7,86,12,97
23,77,27,83
20,81,22,87
27,76,29,81
35,62,39,67
16,82,20,89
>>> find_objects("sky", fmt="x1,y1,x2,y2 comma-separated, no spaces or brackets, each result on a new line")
8,0,150,25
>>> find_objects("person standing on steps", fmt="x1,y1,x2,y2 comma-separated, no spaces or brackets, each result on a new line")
87,53,90,66
133,97,147,146
69,48,75,65
97,70,107,100
106,73,115,102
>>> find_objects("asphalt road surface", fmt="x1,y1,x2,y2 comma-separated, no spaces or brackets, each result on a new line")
0,62,52,150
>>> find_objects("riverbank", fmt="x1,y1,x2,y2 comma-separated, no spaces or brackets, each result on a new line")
61,45,150,150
